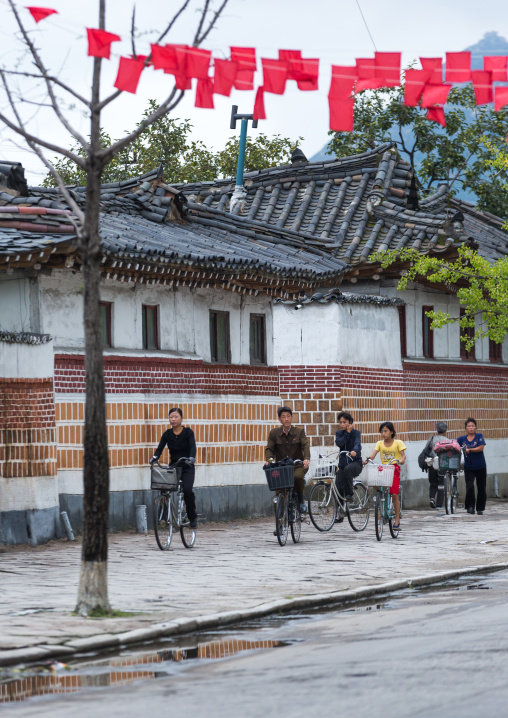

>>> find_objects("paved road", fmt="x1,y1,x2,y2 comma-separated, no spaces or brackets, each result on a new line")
1,503,508,651
4,570,508,717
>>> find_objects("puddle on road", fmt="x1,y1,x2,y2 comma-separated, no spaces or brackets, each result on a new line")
2,570,507,705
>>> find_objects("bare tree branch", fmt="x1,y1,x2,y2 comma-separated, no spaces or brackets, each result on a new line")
0,69,91,107
156,0,191,44
130,5,137,58
192,0,211,46
195,0,229,45
7,0,90,150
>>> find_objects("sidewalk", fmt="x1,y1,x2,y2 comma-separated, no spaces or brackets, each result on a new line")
1,503,508,664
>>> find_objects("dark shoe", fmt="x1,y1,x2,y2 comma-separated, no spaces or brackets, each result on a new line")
334,516,344,523
430,498,436,509
273,529,278,536
467,507,475,514
477,510,484,515
299,502,307,514
346,494,354,503
190,518,198,529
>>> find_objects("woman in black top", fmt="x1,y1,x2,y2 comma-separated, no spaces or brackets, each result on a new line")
151,408,197,528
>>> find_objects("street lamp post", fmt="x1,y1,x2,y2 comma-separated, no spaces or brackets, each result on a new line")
230,105,258,213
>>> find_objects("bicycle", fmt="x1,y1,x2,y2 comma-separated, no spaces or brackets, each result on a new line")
440,450,462,515
264,459,303,547
151,458,196,550
308,451,369,533
364,458,400,541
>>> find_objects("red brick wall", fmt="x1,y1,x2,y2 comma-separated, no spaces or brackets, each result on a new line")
54,355,279,395
0,378,57,478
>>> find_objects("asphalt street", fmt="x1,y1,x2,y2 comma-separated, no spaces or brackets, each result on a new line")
3,570,508,718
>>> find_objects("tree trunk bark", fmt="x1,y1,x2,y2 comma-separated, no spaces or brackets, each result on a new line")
76,0,110,616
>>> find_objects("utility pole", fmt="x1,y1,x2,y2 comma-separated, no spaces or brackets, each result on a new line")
229,105,258,213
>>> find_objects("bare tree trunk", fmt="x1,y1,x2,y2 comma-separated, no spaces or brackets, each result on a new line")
76,0,110,616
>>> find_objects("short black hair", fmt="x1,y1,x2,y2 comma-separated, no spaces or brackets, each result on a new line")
169,407,183,418
465,417,477,428
379,421,396,438
337,411,354,424
277,406,293,418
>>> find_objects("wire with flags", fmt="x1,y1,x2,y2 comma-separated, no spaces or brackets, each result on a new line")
23,6,508,133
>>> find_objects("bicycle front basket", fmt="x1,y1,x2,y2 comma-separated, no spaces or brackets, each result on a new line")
151,465,180,491
312,460,337,480
365,464,395,487
438,452,461,471
264,464,294,491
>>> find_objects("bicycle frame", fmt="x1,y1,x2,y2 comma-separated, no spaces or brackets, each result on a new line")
314,450,369,515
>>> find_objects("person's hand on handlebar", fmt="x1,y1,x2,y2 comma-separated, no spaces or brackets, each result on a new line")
303,459,309,469
149,456,158,465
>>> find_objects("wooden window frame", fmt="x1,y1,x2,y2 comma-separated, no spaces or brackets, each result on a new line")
209,310,231,363
142,304,159,350
100,301,112,348
249,313,267,365
489,338,503,363
422,305,434,359
460,308,476,361
397,305,407,359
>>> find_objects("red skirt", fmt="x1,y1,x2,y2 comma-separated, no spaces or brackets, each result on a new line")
390,464,401,495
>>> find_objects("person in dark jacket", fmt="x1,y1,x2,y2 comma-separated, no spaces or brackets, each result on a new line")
150,407,198,528
335,412,362,501
424,421,450,509
457,417,487,515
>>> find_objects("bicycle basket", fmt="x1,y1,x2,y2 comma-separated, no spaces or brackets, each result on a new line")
365,463,395,487
312,458,337,480
151,465,181,491
438,452,461,471
264,464,294,491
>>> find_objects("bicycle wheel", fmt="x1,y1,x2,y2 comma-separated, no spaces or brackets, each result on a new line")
178,494,196,548
399,484,404,520
308,481,337,532
154,494,173,550
450,477,458,514
347,482,369,532
374,491,384,541
388,495,400,539
275,492,289,546
444,473,451,515
290,493,302,544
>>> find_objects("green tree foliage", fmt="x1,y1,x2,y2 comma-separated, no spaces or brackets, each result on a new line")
43,100,301,187
373,246,508,347
327,81,508,218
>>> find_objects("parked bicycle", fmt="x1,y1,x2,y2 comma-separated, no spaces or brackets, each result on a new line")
364,458,400,541
264,459,304,546
151,458,196,550
308,451,369,533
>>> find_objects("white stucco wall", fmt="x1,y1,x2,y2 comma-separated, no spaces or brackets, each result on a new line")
272,300,402,369
0,274,33,333
0,340,54,379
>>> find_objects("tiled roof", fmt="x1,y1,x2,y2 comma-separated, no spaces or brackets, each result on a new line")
450,197,508,262
275,290,403,307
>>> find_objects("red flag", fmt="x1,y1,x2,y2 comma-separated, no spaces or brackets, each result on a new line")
26,6,57,22
113,56,145,93
420,58,443,84
472,70,493,105
484,56,508,82
421,84,451,108
355,58,384,91
495,86,508,111
87,28,121,59
253,86,266,120
445,52,471,83
279,50,319,88
329,65,357,99
279,49,303,79
186,47,211,80
375,52,401,87
195,78,214,108
213,59,237,96
230,47,256,71
329,97,354,131
404,69,430,106
150,44,178,72
426,107,446,126
233,69,254,91
262,58,288,94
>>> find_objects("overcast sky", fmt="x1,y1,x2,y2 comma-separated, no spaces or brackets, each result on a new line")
0,0,506,183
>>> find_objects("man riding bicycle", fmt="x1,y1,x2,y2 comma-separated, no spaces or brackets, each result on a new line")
265,406,310,514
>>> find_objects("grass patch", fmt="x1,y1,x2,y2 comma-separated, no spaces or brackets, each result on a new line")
83,608,142,619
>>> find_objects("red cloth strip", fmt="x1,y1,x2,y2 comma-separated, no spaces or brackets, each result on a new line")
262,58,288,94
114,56,145,93
253,86,266,120
329,97,354,131
87,28,121,59
445,52,471,83
483,56,508,82
426,107,446,126
355,58,384,91
186,47,211,80
329,65,357,100
495,86,508,111
404,69,430,106
213,59,237,96
230,47,256,71
150,44,179,72
421,84,451,108
233,69,255,91
420,58,443,85
472,70,493,105
26,6,57,22
195,78,214,108
375,51,401,87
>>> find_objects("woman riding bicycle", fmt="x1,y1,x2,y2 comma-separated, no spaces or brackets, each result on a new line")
150,407,198,529
364,421,406,531
335,411,362,502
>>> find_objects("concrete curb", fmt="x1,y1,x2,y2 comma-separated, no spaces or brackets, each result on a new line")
1,560,507,667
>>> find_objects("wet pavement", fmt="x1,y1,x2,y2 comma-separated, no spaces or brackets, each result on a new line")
1,502,508,660
3,570,508,716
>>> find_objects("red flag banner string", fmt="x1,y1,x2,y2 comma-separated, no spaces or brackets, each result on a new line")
86,28,121,59
26,6,57,22
445,52,472,83
472,70,493,105
262,58,288,94
195,77,214,108
426,107,446,126
114,56,145,93
253,86,266,120
484,56,508,82
213,59,237,96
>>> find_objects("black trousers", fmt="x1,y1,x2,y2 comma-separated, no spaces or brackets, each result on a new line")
335,461,363,498
175,465,197,521
428,467,444,507
465,468,487,512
